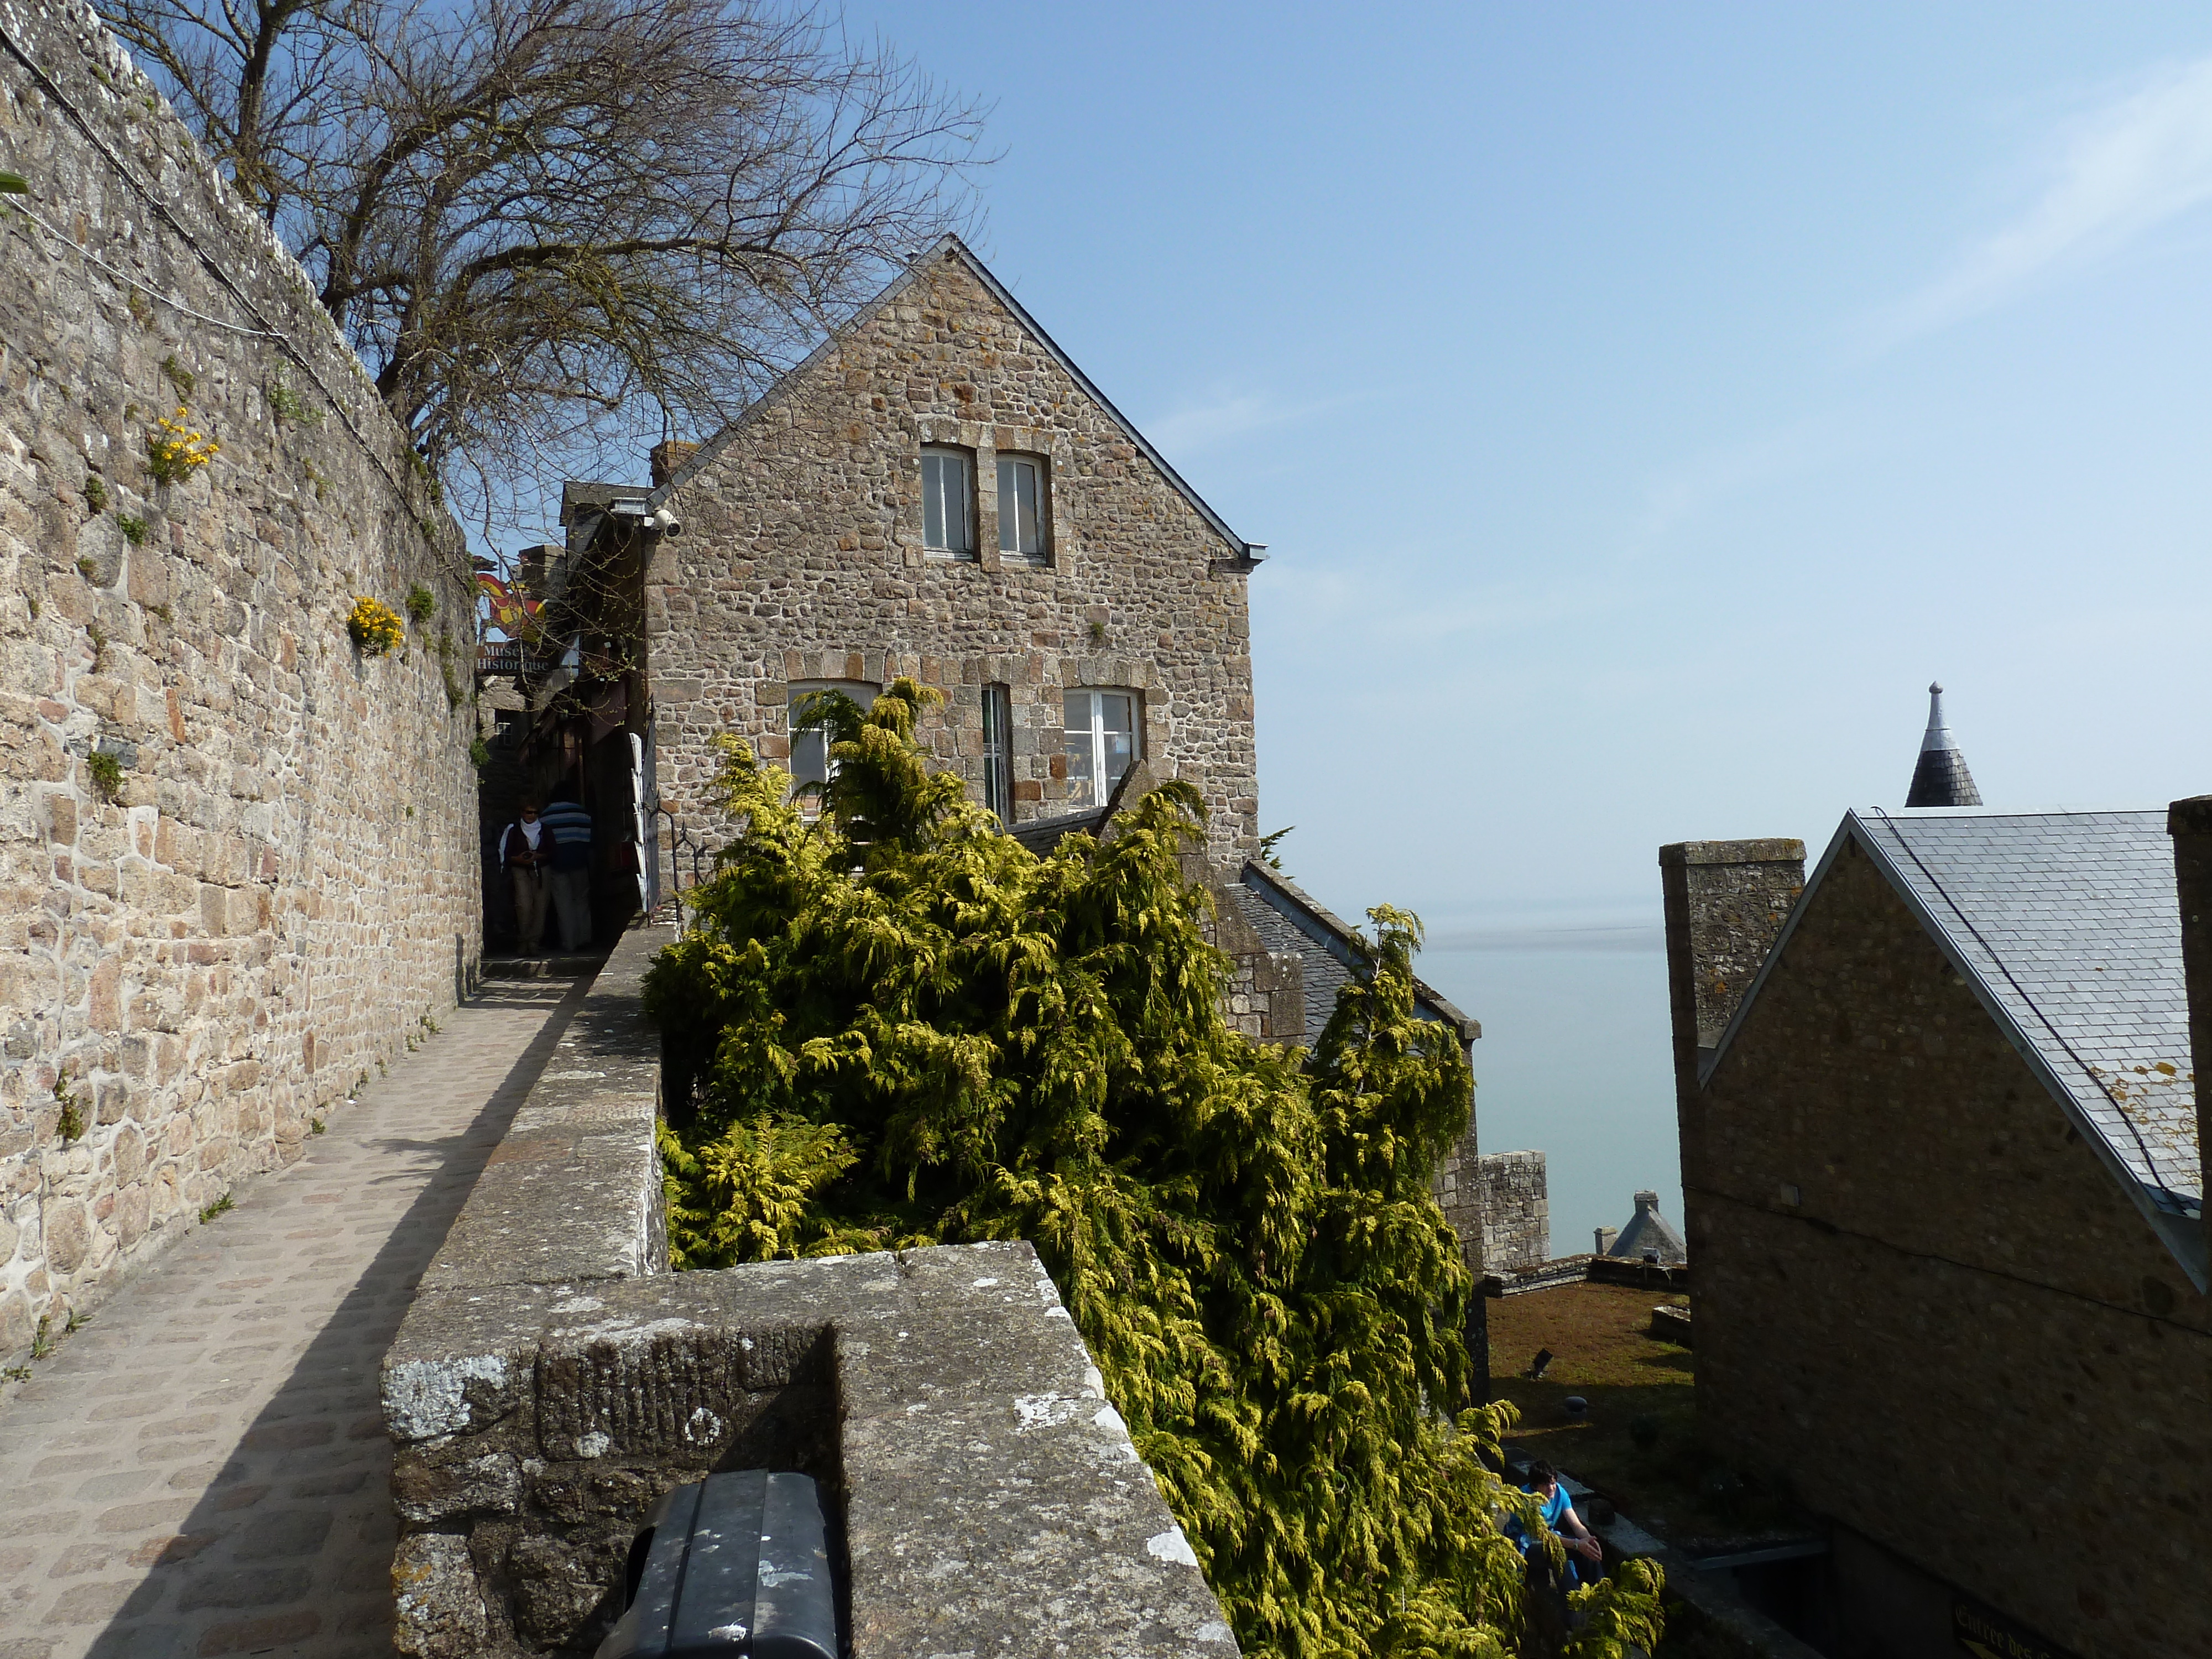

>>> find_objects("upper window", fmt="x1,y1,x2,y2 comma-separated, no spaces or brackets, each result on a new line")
997,454,1047,561
1063,689,1138,810
788,680,878,794
982,684,1014,822
922,447,975,557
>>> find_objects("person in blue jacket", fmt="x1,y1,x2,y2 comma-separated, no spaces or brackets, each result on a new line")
1509,1460,1604,1591
539,786,594,953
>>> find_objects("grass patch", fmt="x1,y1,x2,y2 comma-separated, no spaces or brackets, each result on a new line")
199,1192,234,1224
53,1074,86,1141
85,749,124,799
1489,1281,1801,1551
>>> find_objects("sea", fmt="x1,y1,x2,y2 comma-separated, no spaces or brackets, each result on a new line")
1412,912,1680,1262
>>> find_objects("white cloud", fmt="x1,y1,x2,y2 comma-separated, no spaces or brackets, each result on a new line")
1136,385,1361,456
1141,391,1281,453
1884,55,2212,341
1630,417,1845,549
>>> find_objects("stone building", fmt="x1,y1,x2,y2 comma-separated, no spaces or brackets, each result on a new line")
0,0,478,1366
1660,805,2210,1659
582,233,1265,872
524,236,1510,1291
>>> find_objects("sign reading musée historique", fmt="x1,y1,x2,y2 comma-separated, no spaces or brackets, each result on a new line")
1954,1597,2080,1659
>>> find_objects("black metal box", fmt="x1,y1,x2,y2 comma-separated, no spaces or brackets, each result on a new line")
594,1470,838,1658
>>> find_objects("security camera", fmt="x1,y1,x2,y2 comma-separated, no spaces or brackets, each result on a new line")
648,505,682,537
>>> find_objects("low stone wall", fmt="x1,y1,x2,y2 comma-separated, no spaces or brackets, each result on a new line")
1476,1149,1548,1272
383,924,1240,1657
1,0,478,1365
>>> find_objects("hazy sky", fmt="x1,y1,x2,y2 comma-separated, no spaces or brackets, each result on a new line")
822,4,2212,1247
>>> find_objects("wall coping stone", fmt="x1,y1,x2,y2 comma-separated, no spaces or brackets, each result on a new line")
383,923,1239,1656
1658,839,1807,868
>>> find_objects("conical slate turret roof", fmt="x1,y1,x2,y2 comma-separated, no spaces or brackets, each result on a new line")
1906,682,1982,807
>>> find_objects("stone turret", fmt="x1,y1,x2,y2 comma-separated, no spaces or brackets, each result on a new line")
1905,682,1982,807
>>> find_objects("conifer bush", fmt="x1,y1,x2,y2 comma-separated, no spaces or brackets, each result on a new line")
645,679,1665,1657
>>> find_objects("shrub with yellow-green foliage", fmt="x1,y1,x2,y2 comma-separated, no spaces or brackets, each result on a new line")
645,679,1664,1658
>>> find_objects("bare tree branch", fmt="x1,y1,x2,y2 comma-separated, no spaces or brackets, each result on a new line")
105,0,989,538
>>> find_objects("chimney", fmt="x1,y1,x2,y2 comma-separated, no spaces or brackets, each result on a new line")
649,440,700,488
2168,796,2212,1215
1905,681,1982,807
1659,838,1806,1214
1594,1225,1619,1257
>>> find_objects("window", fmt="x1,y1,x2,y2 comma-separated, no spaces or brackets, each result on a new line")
787,680,878,793
997,454,1046,560
1063,689,1138,809
982,684,1014,821
921,446,975,556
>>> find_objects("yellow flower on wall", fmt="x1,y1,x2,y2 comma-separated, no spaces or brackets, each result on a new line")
347,596,406,656
147,405,219,485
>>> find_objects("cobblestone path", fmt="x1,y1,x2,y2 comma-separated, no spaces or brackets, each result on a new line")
0,975,591,1658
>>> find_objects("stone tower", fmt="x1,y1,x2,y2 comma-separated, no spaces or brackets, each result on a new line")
1905,681,1982,807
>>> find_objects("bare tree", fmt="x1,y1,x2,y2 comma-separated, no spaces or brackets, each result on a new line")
106,0,987,533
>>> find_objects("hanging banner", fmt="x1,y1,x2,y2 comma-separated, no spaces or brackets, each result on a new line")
477,572,543,639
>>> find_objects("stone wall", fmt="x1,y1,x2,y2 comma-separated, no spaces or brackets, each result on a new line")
0,0,478,1365
1676,839,2211,1659
383,924,1240,1657
643,239,1261,867
1474,1149,1548,1272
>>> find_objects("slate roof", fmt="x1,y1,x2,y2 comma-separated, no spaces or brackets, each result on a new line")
1004,805,1112,856
1608,1192,1688,1265
1905,684,1981,808
1236,862,1480,1047
1708,806,2203,1285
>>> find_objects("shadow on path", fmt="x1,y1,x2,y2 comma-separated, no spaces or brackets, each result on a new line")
77,974,594,1658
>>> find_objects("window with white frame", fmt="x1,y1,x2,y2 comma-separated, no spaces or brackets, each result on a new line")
921,446,975,557
1062,688,1138,809
982,684,1014,821
996,454,1047,561
787,680,878,793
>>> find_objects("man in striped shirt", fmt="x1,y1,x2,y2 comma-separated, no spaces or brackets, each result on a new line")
539,787,594,953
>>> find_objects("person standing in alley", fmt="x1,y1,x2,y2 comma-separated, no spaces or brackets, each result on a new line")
540,785,595,953
499,799,550,954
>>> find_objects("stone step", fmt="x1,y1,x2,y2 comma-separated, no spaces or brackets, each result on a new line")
481,953,605,979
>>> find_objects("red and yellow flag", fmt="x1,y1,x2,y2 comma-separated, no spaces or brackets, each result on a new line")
476,573,542,640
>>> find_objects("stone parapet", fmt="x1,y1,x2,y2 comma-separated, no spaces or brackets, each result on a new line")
383,924,1239,1657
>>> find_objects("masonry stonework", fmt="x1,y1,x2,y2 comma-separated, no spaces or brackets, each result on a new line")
1683,843,2211,1659
1474,1149,1548,1274
643,242,1260,867
0,0,478,1364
